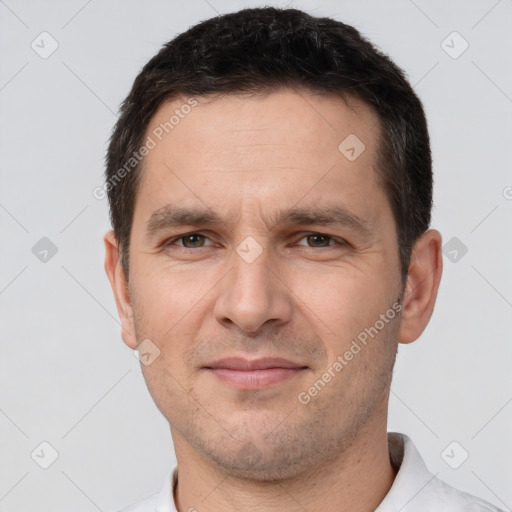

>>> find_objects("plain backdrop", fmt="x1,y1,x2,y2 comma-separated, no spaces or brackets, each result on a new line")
1,0,511,511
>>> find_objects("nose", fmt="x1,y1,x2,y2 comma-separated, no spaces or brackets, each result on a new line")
213,246,293,335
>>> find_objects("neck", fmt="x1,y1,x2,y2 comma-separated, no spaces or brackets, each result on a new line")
171,419,396,512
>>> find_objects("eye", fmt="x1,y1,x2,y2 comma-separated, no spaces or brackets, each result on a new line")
296,233,344,248
171,233,213,248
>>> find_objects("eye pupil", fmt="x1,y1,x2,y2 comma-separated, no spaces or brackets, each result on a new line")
307,234,330,247
183,234,204,248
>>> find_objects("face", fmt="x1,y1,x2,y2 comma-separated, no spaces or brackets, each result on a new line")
109,90,410,480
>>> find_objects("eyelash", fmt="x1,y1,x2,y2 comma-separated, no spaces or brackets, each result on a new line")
164,232,348,249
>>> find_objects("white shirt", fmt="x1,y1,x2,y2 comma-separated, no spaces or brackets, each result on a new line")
115,433,503,512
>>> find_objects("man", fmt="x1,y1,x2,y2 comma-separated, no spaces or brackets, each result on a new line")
103,7,502,512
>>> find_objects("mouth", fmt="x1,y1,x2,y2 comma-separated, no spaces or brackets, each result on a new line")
203,357,308,390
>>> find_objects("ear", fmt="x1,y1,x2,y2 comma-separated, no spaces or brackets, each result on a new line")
104,230,138,349
398,229,443,344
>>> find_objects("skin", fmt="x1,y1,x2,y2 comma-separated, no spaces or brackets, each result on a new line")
105,89,443,512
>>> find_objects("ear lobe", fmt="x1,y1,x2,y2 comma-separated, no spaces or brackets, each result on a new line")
398,229,443,345
104,230,138,349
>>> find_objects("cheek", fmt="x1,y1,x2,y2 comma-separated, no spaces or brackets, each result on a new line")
290,265,380,322
130,260,212,332
288,262,399,361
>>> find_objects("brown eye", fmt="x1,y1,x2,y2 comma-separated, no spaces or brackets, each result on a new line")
304,234,333,247
178,234,207,248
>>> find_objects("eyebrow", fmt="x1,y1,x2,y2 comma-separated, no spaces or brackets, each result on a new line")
146,206,224,236
145,204,373,240
271,206,372,237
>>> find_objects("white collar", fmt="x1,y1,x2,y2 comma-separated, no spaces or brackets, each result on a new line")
154,466,176,512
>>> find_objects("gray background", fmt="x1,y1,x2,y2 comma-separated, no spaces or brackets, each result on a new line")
1,0,511,510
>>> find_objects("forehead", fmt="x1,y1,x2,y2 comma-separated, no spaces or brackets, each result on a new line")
145,89,380,165
135,89,386,225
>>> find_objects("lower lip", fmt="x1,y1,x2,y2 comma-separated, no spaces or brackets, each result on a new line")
207,368,305,389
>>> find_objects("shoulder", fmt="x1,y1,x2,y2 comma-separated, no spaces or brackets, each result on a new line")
380,433,505,512
418,475,504,511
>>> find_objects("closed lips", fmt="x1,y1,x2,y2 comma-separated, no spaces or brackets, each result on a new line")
205,358,307,371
